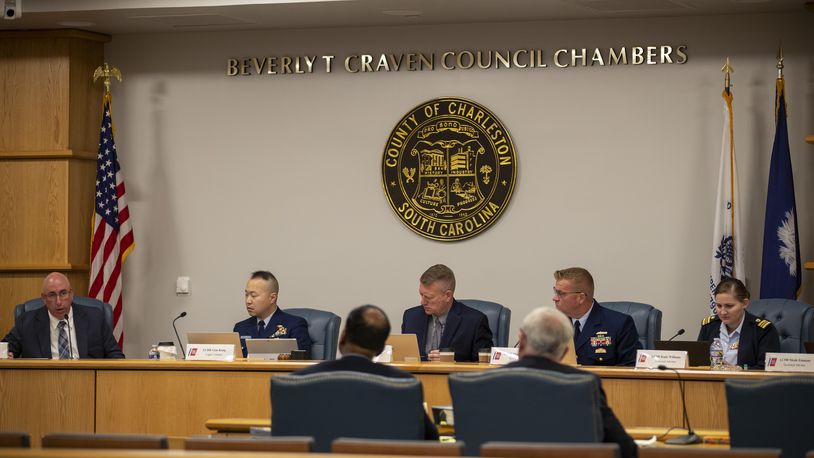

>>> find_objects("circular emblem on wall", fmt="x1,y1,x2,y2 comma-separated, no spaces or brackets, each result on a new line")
382,97,517,241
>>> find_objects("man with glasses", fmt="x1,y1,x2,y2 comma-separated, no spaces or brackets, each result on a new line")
553,267,639,366
3,272,124,359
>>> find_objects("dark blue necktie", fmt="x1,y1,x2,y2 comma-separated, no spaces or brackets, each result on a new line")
573,320,582,342
257,320,265,336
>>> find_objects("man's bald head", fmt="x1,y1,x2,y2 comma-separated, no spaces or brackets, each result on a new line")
41,272,74,319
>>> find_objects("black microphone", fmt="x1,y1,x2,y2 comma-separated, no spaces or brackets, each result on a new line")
172,311,187,359
658,365,701,445
667,329,686,341
63,314,74,360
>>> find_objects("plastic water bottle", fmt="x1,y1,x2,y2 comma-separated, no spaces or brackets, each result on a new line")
148,344,160,360
709,338,724,369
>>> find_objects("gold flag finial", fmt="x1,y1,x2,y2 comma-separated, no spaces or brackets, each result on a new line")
776,43,784,80
721,57,733,94
93,62,122,95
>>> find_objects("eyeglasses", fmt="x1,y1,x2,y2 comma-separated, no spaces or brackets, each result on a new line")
44,289,72,301
553,288,583,298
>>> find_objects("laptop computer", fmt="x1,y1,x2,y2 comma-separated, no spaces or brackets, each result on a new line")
187,332,244,360
245,338,298,360
654,340,711,367
385,334,421,362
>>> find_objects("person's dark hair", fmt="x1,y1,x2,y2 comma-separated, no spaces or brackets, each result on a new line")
344,305,391,355
714,277,750,302
250,270,279,293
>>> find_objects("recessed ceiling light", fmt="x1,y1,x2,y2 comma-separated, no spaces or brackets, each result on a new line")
57,21,96,27
382,10,423,18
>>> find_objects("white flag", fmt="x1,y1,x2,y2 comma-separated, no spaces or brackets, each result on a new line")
709,89,744,310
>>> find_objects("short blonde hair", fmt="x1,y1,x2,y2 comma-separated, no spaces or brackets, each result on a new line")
420,264,456,293
554,267,594,297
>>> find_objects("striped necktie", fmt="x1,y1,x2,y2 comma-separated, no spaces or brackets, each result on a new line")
57,321,71,359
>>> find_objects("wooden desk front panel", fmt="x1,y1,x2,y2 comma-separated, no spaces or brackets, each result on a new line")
95,370,274,436
0,369,95,446
602,376,726,429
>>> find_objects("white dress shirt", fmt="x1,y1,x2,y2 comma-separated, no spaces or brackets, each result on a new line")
718,314,745,366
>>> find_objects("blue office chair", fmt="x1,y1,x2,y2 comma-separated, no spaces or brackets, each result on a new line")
747,299,814,353
602,301,662,349
459,299,511,348
286,308,341,360
449,368,602,456
271,372,426,452
14,296,114,328
726,377,814,458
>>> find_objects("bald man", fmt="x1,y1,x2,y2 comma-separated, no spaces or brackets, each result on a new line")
3,272,124,359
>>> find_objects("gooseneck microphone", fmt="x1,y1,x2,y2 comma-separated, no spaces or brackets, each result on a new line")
667,329,686,341
658,364,702,445
172,311,187,359
63,314,74,360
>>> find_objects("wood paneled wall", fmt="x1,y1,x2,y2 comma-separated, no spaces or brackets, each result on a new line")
0,30,110,336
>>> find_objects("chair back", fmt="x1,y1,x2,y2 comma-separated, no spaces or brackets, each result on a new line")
449,368,603,456
332,438,464,456
459,300,511,347
185,436,313,452
271,371,425,452
481,442,619,458
0,432,30,448
726,377,814,458
15,296,114,329
747,299,814,353
286,308,341,360
601,301,662,349
41,433,168,449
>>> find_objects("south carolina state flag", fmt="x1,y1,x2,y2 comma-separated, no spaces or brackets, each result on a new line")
760,79,800,299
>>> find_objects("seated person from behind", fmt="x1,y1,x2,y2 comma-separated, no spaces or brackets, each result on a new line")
698,277,780,370
553,267,640,366
503,307,637,458
233,270,311,358
294,304,439,440
401,264,492,362
3,272,124,359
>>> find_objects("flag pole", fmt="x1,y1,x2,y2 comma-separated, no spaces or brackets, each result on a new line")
721,56,733,96
775,44,784,123
93,62,122,97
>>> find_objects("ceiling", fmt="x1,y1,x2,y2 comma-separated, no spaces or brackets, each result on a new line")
0,0,810,35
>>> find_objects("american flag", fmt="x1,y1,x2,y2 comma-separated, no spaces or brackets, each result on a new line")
89,95,135,347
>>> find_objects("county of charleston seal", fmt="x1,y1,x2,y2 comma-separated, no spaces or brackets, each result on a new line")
382,97,517,241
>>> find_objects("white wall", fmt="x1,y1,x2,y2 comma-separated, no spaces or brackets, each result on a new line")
105,12,814,357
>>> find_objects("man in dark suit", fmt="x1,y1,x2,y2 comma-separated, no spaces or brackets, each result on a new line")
553,267,640,366
233,270,312,358
401,264,492,362
504,307,637,458
3,272,124,359
294,305,439,440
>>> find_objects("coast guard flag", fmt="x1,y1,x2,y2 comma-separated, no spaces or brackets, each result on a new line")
760,79,800,299
89,94,135,347
709,89,744,310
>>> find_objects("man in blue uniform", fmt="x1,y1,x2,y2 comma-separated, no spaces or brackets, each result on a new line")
401,264,492,362
233,271,312,358
504,307,637,457
552,267,640,366
294,305,438,440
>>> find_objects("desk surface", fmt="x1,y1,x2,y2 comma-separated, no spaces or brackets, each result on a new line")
0,358,794,380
